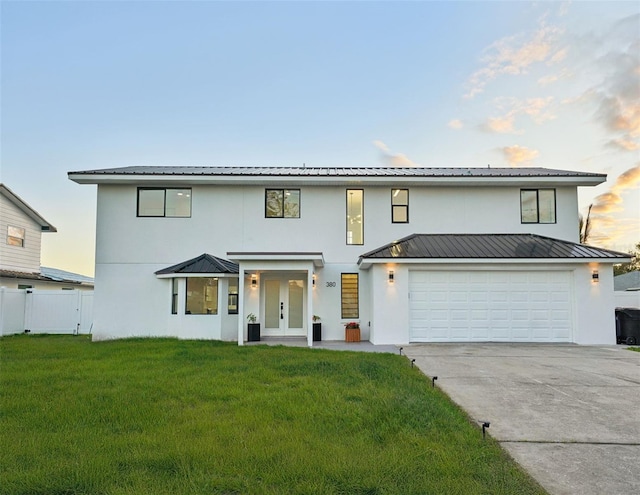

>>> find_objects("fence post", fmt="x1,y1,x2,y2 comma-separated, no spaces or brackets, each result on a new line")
24,289,33,333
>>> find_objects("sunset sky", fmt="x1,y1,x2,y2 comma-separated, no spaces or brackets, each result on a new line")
2,1,638,277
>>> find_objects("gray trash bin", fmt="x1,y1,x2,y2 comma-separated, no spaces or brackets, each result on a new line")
616,308,640,345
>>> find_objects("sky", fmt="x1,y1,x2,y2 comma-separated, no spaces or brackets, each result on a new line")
1,0,639,277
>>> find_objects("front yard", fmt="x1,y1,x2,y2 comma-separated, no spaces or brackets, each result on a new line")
0,335,545,494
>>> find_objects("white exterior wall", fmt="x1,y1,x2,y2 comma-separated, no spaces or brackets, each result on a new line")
573,263,617,345
91,182,585,341
95,184,580,265
0,194,43,273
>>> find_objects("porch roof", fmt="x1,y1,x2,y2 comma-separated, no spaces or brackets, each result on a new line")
227,252,325,268
155,253,239,277
358,234,632,268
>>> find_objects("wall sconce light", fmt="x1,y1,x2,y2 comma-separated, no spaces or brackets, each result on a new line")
592,270,599,283
388,270,394,284
251,274,257,288
312,274,316,288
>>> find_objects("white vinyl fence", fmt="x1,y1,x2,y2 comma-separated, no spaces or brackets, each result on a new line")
0,288,93,335
615,291,640,310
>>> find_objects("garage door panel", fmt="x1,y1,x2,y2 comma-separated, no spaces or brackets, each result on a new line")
409,270,573,343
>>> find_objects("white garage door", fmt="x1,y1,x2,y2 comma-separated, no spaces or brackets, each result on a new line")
409,271,573,342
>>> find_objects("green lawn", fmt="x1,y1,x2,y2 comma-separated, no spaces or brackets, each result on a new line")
0,335,546,495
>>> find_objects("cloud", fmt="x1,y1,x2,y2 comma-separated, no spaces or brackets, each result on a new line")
481,97,555,134
608,138,640,152
538,74,558,86
576,15,640,153
501,145,539,166
588,164,640,245
464,25,562,98
613,163,640,192
548,47,568,64
448,119,463,130
373,140,420,167
483,115,517,134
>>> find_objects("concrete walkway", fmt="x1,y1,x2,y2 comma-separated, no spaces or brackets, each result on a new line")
404,344,640,495
245,337,398,353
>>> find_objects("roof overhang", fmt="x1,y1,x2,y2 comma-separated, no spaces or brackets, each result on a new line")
156,273,235,279
227,252,325,268
68,167,606,188
0,184,57,232
358,257,630,269
155,253,239,278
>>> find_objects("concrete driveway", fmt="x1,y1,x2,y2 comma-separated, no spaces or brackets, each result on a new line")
403,344,640,495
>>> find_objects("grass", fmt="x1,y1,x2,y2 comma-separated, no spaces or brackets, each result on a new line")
0,335,546,495
628,347,640,352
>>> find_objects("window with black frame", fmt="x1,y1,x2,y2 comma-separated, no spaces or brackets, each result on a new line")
265,189,300,218
137,188,191,217
391,189,409,223
520,189,556,223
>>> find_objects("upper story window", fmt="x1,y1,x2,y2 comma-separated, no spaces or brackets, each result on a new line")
521,189,556,224
265,189,300,218
392,189,409,223
7,226,25,247
137,188,191,217
346,189,364,245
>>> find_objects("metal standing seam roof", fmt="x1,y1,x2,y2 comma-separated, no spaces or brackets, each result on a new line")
155,254,239,275
40,267,94,285
0,268,91,285
359,234,632,261
68,165,605,179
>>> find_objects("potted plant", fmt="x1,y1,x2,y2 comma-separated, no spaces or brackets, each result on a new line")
247,313,260,342
344,321,360,342
312,315,322,342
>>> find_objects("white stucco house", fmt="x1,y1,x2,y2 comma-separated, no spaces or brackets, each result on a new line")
0,184,94,290
68,166,630,345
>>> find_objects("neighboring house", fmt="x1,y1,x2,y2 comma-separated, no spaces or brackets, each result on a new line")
0,184,94,290
614,271,640,291
613,271,640,310
68,166,631,345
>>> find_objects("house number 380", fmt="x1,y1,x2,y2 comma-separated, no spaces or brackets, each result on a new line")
325,281,336,287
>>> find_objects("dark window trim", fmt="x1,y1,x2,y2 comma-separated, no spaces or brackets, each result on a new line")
228,277,239,315
346,189,364,245
171,278,179,315
341,273,359,319
264,188,301,218
520,188,557,224
137,187,192,218
391,188,409,223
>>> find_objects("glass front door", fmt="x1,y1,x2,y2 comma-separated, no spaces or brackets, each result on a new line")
263,277,306,337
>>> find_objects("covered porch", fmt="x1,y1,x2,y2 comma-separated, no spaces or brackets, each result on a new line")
228,252,324,347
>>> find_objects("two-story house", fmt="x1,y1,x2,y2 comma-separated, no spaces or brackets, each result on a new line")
68,166,630,345
0,184,94,290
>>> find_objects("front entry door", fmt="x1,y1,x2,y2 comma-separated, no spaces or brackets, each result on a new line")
263,278,305,337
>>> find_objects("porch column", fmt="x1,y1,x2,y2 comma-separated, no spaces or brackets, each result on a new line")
237,270,245,346
307,267,313,347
